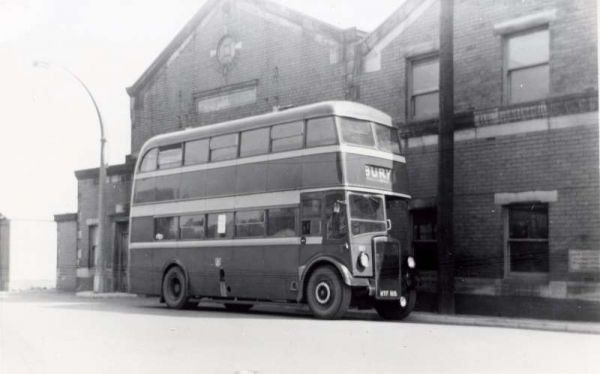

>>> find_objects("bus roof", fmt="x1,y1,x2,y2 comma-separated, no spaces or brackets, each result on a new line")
140,101,392,151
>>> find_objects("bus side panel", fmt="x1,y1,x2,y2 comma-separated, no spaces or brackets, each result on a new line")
302,153,343,188
227,246,267,299
262,244,301,300
151,247,224,298
267,157,303,191
129,248,159,296
299,244,351,278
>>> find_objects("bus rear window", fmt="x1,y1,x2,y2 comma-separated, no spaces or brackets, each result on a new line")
374,124,401,154
339,118,375,147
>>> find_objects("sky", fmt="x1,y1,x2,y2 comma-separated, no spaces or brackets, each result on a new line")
0,0,403,223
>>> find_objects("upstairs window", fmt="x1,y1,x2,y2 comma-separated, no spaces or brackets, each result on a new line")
306,117,337,147
374,124,401,154
210,133,238,162
409,56,439,120
339,118,375,147
157,144,183,169
505,28,550,104
240,128,270,157
507,203,549,273
271,121,304,152
140,148,158,172
185,139,209,165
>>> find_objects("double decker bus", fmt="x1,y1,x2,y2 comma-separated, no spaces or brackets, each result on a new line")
129,101,416,320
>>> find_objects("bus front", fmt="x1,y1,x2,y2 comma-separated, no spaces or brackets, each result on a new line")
337,114,416,319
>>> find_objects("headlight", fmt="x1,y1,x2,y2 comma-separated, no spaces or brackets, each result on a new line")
407,256,416,269
358,252,370,269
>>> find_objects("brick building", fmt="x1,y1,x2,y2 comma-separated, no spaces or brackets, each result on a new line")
62,0,599,319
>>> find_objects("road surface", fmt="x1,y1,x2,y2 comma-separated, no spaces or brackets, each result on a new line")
1,292,598,374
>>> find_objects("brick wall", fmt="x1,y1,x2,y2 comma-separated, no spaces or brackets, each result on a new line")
55,217,77,291
130,1,347,153
77,171,132,290
359,0,598,118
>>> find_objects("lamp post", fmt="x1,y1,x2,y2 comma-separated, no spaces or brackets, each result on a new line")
33,61,107,293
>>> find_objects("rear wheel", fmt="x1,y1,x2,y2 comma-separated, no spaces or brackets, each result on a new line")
162,266,195,309
374,289,416,320
306,265,351,319
224,303,253,313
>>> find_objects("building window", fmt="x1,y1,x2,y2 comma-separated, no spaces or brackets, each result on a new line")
409,56,439,120
235,210,265,238
210,133,238,162
505,28,550,104
507,203,549,273
271,121,304,152
157,144,183,169
196,86,257,113
240,128,270,157
412,208,437,271
88,225,98,268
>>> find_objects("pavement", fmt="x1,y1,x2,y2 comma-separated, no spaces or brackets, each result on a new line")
69,290,600,335
2,290,600,374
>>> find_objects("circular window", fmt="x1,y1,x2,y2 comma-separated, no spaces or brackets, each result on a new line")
217,36,236,65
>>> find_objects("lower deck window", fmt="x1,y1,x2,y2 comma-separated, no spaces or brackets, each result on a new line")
235,210,265,237
180,214,206,240
507,203,549,273
207,213,233,239
154,217,178,240
267,208,297,237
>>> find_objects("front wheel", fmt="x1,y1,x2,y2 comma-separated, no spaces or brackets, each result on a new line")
306,266,351,319
162,266,195,309
374,289,416,320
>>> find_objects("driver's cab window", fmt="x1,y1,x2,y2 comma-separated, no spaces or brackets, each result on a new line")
324,192,347,240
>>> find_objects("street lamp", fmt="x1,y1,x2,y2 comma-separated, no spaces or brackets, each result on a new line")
33,61,107,293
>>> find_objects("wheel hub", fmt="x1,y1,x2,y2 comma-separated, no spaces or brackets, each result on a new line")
315,281,331,304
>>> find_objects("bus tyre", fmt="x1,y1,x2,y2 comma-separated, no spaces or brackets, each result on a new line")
162,266,194,310
306,266,351,320
224,303,253,313
374,289,416,321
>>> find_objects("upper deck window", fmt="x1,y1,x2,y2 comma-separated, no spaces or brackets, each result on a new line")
185,139,209,165
139,148,158,172
339,118,375,147
375,124,401,154
271,121,304,152
157,144,183,169
306,117,337,147
210,133,238,162
240,127,270,157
